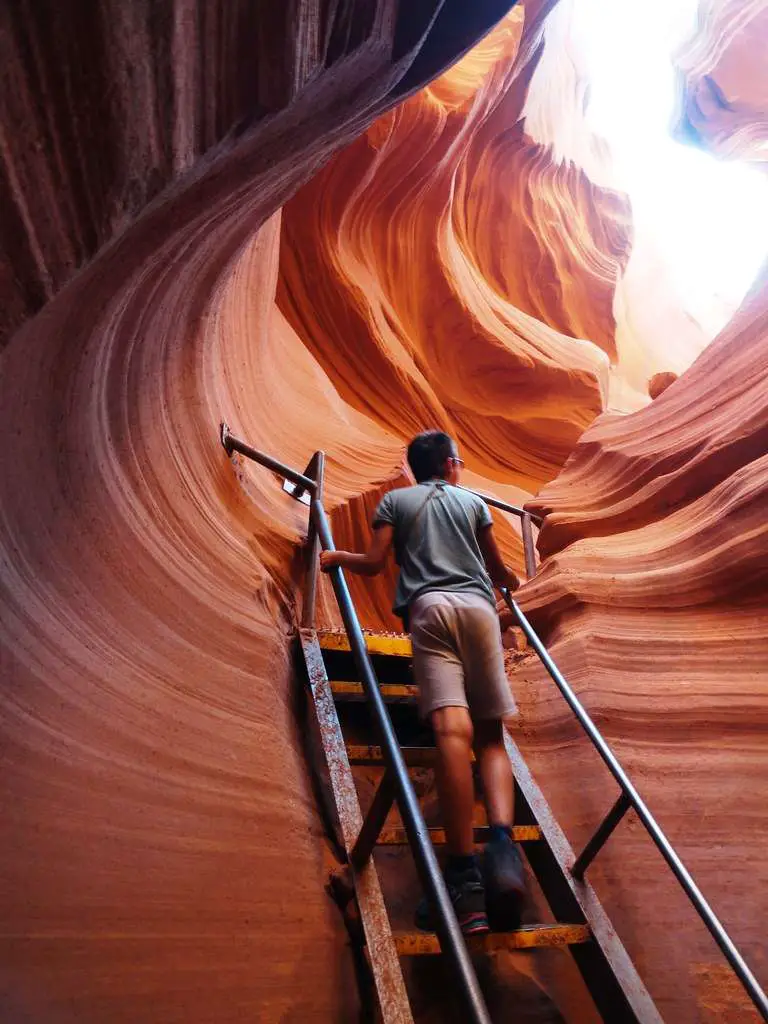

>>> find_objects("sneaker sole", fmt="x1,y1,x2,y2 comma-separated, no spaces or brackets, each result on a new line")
459,911,490,936
416,911,490,936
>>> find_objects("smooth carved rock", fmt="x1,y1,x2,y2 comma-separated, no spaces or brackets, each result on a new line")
522,257,768,1022
676,0,768,164
1,0,766,1022
0,3,515,1022
278,7,630,492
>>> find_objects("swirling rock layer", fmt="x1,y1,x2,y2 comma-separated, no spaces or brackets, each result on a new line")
278,6,632,493
677,0,768,163
2,0,766,1021
518,263,768,1021
0,3,515,1021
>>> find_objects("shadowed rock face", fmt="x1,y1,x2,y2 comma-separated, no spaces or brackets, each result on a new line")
0,3,516,1021
278,7,630,494
0,0,514,348
1,1,767,1022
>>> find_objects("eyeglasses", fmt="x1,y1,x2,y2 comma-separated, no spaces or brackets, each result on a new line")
451,456,465,467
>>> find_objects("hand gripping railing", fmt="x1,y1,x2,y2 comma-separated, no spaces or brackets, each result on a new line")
220,425,493,1024
499,588,768,1022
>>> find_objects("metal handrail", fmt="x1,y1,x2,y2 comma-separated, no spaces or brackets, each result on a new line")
456,484,539,579
220,425,768,1021
500,589,768,1021
314,501,492,1024
221,422,318,493
220,425,492,1023
457,483,542,523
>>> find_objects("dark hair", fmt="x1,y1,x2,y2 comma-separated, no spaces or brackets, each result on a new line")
407,431,456,483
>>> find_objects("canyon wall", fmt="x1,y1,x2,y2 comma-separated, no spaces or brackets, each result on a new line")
0,3,514,1021
514,3,768,1020
519,258,768,1023
1,0,766,1021
280,2,768,1020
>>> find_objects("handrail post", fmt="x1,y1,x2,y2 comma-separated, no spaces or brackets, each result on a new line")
521,511,537,580
572,792,631,880
351,770,396,870
301,451,324,628
313,499,492,1024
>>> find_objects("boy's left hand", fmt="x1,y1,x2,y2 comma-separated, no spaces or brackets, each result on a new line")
320,551,340,573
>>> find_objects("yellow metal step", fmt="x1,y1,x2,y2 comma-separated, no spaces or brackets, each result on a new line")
318,630,412,658
394,923,590,956
331,680,418,702
347,744,459,767
378,825,541,845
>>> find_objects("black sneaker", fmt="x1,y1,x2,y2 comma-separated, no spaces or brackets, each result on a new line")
483,835,526,931
415,866,489,937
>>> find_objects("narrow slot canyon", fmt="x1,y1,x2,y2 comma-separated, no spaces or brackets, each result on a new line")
1,2,767,1021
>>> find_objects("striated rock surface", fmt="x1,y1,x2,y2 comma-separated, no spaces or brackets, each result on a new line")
515,257,768,1023
519,107,768,1024
1,0,767,1022
278,4,631,494
0,3,516,1021
676,0,768,163
0,0,512,348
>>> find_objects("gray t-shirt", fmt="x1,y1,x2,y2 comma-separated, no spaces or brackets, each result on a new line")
373,481,495,616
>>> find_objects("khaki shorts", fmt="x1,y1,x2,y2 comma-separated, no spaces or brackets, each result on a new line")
409,591,518,721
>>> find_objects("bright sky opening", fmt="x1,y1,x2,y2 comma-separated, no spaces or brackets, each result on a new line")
572,0,768,329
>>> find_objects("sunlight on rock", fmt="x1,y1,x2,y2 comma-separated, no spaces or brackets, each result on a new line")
574,0,768,326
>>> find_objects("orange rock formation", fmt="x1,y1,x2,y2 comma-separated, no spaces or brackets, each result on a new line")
0,4,516,1021
518,256,768,1022
278,6,630,494
677,0,768,163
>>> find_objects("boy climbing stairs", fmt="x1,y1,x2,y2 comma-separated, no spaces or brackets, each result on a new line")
221,424,767,1023
297,627,661,1022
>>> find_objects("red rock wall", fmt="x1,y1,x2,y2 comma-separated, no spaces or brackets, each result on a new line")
2,0,766,1020
0,3,515,1020
277,3,768,1020
278,6,630,493
518,258,768,1022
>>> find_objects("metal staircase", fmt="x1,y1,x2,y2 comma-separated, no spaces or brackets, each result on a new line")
301,627,659,1022
220,425,768,1024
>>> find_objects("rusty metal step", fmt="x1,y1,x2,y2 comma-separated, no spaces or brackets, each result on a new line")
331,680,418,702
378,825,541,845
394,923,591,955
319,630,412,658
